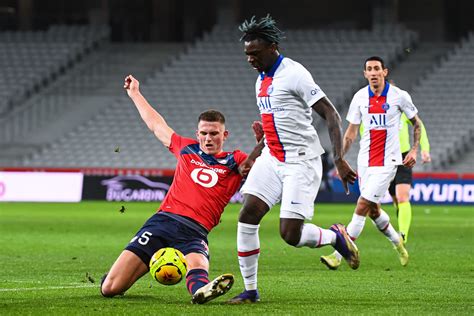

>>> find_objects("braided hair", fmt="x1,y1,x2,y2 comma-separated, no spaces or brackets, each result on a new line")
239,14,284,44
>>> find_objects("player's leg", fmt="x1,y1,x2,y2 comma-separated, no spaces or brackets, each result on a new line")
101,212,175,297
101,250,148,297
388,171,399,216
228,194,269,304
321,166,401,269
187,253,234,304
320,196,370,270
396,183,411,242
361,166,403,246
277,157,358,269
229,153,279,304
394,165,413,242
368,205,408,266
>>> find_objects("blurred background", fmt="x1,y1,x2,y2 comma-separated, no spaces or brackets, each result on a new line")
0,0,472,204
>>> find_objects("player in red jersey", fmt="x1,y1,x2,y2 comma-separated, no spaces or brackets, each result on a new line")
100,75,263,304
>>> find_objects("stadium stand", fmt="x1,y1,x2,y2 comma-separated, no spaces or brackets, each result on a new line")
11,42,185,168
0,25,110,164
0,25,109,115
408,31,474,171
7,24,417,169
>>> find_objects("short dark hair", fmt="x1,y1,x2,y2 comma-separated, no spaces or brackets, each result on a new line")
239,14,284,44
198,109,225,124
364,56,386,70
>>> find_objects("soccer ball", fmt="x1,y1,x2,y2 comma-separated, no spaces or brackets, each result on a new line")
149,247,187,285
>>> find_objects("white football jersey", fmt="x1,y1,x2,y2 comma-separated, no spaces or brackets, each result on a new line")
255,55,326,162
346,82,418,168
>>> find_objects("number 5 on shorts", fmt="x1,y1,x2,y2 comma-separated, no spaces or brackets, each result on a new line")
130,231,152,245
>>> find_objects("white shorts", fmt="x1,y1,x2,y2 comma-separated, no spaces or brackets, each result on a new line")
241,151,322,220
358,165,397,203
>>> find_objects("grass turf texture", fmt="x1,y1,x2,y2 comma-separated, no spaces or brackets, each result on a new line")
0,202,472,315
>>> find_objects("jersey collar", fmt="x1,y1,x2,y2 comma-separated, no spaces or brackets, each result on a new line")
260,54,284,80
368,81,390,97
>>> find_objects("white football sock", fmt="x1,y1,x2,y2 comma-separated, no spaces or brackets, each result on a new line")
346,213,367,240
296,223,336,248
373,209,400,245
237,222,260,291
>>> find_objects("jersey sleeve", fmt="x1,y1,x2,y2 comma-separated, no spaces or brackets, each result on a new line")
294,68,326,107
346,94,362,124
168,133,198,158
233,150,248,165
399,92,418,119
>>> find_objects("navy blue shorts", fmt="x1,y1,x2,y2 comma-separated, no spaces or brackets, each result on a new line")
125,212,210,266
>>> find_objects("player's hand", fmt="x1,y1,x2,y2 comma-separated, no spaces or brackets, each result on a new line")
238,161,254,177
421,150,431,164
124,75,140,97
403,150,417,168
252,121,264,143
334,159,357,195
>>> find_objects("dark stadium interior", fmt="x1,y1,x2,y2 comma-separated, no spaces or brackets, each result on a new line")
0,0,473,178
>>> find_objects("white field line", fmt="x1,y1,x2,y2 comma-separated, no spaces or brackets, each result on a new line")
0,284,97,292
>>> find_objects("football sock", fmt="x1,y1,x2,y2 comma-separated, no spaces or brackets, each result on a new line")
398,202,412,242
186,269,209,295
373,209,400,245
296,223,336,248
346,213,367,240
237,222,260,291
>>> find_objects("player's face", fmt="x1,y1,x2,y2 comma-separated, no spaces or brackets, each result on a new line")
244,39,278,73
196,121,228,155
364,60,388,89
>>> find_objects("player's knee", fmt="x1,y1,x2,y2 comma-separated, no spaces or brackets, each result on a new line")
397,195,410,203
239,195,269,224
239,206,266,224
361,200,379,220
100,278,124,298
368,207,381,220
280,229,300,246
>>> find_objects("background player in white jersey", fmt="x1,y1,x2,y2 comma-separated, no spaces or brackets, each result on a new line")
229,15,358,304
321,56,422,270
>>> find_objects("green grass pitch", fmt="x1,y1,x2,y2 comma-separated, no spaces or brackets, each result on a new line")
1,202,473,315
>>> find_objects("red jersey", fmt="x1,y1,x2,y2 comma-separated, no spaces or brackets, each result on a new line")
160,133,247,231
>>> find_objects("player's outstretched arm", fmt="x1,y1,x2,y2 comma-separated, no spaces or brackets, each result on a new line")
124,75,174,147
403,114,422,168
312,97,356,194
238,137,265,177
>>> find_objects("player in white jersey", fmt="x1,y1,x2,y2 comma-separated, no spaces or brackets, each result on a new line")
229,15,359,304
321,56,422,270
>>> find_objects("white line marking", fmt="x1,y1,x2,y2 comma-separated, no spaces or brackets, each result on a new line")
0,284,97,292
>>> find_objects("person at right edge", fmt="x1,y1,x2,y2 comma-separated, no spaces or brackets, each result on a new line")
321,56,426,270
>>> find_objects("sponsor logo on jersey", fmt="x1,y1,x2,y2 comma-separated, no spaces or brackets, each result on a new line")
191,168,219,188
190,159,227,174
369,114,387,127
258,96,272,111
